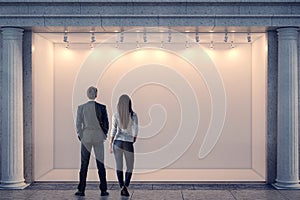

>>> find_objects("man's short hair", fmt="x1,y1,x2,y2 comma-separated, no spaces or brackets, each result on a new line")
87,86,97,99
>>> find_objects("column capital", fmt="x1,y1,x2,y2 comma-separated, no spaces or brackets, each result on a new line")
1,27,23,40
277,27,299,40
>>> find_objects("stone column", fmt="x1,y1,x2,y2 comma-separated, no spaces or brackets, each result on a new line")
0,27,27,189
274,27,300,189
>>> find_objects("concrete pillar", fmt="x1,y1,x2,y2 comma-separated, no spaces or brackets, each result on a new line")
0,27,27,189
274,27,300,189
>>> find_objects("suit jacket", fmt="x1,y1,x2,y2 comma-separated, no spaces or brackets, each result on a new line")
76,101,109,143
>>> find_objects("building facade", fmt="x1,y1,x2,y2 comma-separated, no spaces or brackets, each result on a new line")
0,0,300,189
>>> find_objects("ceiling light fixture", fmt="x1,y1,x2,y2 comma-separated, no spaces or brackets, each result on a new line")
120,31,124,43
63,32,69,48
143,31,147,43
90,32,96,49
115,41,119,48
230,41,235,48
185,41,189,48
247,33,252,43
168,30,172,43
63,32,68,43
195,32,200,43
160,41,164,49
210,41,214,49
90,43,94,49
90,32,96,43
224,32,228,43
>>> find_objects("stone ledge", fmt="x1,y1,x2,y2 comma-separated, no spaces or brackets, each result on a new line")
0,0,299,3
0,14,299,27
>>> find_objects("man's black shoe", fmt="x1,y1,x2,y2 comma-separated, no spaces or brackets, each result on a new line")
75,191,85,196
101,191,109,196
120,187,130,197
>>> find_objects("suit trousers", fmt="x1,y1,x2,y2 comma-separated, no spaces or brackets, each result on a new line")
113,140,134,188
78,142,107,192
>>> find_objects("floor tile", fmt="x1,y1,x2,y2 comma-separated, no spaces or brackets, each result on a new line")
182,190,235,200
132,190,183,200
26,183,58,190
193,184,274,190
231,189,286,200
111,183,153,190
0,190,36,200
27,190,127,200
278,190,300,200
88,190,133,200
27,183,114,190
152,184,194,190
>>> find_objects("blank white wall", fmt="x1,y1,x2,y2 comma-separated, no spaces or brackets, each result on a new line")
33,34,54,179
53,45,91,168
53,44,254,170
252,35,267,178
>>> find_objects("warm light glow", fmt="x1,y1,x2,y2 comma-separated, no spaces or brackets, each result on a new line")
154,49,168,58
205,47,215,59
227,47,238,58
32,45,35,52
62,46,73,58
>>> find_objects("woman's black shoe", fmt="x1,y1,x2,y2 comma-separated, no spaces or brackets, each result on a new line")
120,186,130,197
101,191,109,196
75,191,85,196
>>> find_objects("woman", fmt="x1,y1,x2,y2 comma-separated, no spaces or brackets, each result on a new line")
109,94,138,197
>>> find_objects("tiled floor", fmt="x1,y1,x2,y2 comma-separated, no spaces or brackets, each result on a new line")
0,183,300,200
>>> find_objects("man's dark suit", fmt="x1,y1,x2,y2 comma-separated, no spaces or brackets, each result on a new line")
76,101,109,193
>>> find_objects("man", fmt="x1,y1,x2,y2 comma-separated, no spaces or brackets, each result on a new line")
75,86,109,197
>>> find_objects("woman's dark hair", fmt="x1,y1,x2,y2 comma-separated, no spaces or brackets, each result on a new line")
117,94,133,129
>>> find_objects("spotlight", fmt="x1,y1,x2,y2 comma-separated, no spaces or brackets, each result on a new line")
63,32,69,49
90,32,96,43
63,32,68,43
160,41,164,49
185,41,189,48
115,41,119,48
247,33,251,43
210,41,214,49
136,41,140,49
90,43,94,49
224,32,228,43
90,32,96,49
230,41,235,48
195,32,200,43
168,31,172,43
120,31,124,43
143,32,147,43
65,42,69,49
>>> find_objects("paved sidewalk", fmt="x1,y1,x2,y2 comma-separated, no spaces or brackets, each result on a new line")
0,183,299,199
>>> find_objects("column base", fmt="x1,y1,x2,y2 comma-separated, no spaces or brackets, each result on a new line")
273,181,300,190
0,182,29,190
